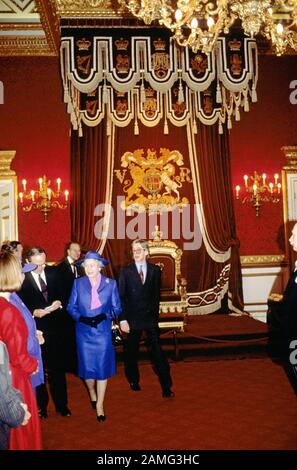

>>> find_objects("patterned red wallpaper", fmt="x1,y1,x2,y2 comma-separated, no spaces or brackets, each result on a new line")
230,54,297,256
0,57,70,261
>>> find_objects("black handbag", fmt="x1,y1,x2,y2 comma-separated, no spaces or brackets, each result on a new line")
111,322,123,346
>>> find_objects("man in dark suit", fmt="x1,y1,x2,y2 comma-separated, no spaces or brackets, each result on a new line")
119,239,174,397
18,247,71,418
56,242,82,373
56,242,82,306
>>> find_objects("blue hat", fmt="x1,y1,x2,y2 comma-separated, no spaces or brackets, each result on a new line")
76,251,109,267
22,263,38,273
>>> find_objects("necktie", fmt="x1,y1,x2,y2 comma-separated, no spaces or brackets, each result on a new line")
38,274,48,302
71,263,77,278
139,266,144,284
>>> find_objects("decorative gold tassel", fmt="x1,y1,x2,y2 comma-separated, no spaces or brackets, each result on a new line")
78,123,83,137
140,83,146,104
235,107,240,121
67,101,74,114
218,121,223,134
251,84,257,103
164,118,169,135
178,80,184,103
216,84,222,103
227,116,232,129
64,86,69,104
134,119,139,135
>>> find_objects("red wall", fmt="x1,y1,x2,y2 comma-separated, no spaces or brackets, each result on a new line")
0,57,70,261
230,55,297,255
1,54,296,260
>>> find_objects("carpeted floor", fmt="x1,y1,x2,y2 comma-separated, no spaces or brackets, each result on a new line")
41,357,297,450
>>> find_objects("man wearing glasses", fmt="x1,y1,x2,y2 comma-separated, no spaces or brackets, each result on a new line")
119,239,174,398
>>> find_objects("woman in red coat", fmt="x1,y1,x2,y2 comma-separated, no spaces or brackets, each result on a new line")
0,252,42,450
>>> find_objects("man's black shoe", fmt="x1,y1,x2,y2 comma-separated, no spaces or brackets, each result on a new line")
162,389,175,398
38,408,48,419
56,406,72,417
129,382,141,391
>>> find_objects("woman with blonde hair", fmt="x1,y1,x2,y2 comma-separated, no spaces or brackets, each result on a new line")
0,251,42,450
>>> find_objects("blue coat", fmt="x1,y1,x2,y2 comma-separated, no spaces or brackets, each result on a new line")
67,275,122,380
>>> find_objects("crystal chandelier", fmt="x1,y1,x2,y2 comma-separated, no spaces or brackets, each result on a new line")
120,0,297,55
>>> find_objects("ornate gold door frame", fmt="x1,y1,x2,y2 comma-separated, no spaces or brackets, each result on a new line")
282,146,297,273
0,151,18,244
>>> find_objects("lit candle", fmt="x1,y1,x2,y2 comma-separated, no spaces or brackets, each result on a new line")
244,175,248,187
262,173,266,185
22,179,27,191
57,178,61,192
47,188,51,200
253,184,257,196
38,178,43,191
269,182,273,194
19,192,23,204
30,190,35,202
235,185,240,198
64,190,69,202
274,173,279,185
277,183,281,193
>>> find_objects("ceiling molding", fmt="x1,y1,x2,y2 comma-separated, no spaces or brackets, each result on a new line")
0,0,59,56
35,0,60,55
0,34,55,56
53,0,123,18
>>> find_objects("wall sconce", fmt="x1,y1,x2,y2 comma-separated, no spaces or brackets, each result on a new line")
19,175,69,223
235,171,281,217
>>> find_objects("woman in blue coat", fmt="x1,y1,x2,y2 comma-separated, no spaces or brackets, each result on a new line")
67,251,122,422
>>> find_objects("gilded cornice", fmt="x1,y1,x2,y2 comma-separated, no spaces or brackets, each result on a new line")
0,36,54,56
0,24,44,31
0,151,16,177
53,0,124,17
240,254,286,266
35,0,60,56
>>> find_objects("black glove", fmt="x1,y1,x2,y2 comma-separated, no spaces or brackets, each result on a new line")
79,314,106,328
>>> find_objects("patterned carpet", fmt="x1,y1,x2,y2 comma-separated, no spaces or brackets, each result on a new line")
41,356,297,450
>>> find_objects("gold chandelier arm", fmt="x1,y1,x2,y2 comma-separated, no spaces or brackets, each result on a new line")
122,0,297,55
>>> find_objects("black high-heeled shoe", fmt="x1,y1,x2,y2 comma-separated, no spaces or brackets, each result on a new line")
97,414,106,422
91,401,97,410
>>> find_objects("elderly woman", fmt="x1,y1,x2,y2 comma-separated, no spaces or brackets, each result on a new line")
0,252,42,450
67,251,122,422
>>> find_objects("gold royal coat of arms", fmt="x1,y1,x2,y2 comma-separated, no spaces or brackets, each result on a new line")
114,148,191,213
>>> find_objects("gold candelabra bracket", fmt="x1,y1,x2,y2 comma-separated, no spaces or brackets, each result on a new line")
18,175,69,223
235,171,281,216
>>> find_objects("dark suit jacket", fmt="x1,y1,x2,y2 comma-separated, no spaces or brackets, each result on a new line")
56,258,82,307
281,270,297,344
18,265,64,335
119,262,161,330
